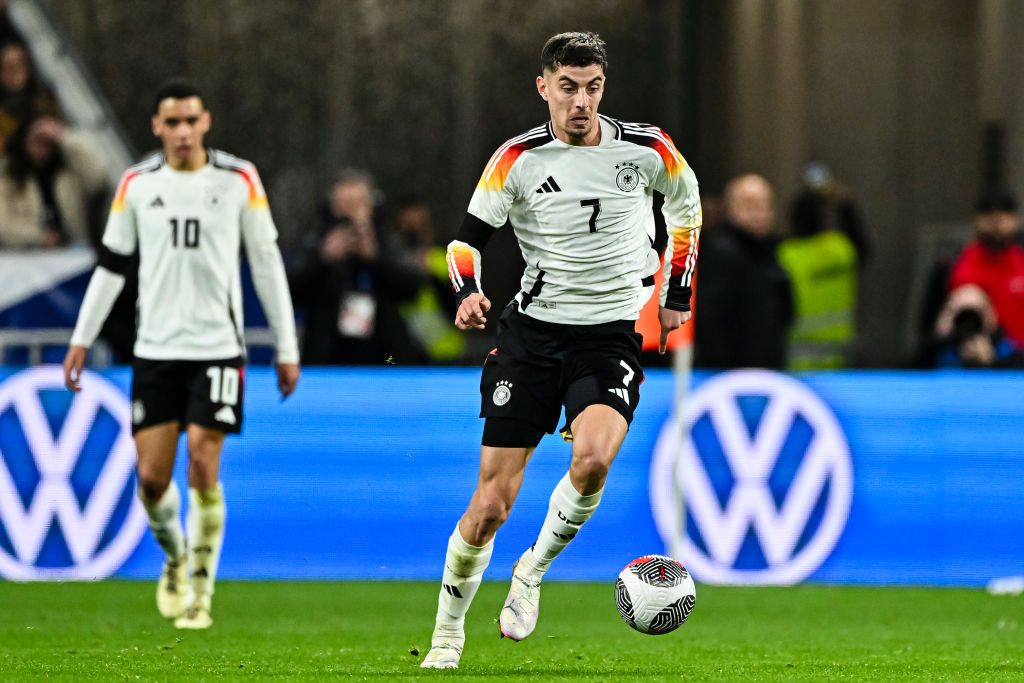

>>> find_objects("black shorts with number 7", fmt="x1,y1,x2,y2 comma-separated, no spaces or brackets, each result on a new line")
130,356,245,435
479,302,644,440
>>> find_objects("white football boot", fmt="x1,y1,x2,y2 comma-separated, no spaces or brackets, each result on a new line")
499,562,542,641
156,556,189,619
420,627,464,669
174,596,212,630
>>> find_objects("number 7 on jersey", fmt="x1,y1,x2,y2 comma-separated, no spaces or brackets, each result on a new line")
580,199,601,233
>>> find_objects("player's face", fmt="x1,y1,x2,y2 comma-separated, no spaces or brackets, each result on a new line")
151,97,211,167
537,64,605,145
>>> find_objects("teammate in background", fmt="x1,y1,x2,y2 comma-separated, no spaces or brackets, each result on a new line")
62,80,300,629
422,32,701,669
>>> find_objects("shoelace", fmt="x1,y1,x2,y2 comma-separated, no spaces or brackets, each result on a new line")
431,642,463,656
512,574,542,595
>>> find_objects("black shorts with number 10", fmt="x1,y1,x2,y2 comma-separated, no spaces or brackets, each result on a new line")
480,302,644,441
131,356,245,435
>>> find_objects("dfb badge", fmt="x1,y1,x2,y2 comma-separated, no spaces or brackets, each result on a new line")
205,187,224,209
615,162,640,192
492,380,513,406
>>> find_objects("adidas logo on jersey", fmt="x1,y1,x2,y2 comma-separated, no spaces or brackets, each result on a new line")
535,176,562,194
608,388,630,405
149,196,164,208
214,405,236,425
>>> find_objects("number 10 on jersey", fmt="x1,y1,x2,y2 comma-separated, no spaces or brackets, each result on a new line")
170,218,200,248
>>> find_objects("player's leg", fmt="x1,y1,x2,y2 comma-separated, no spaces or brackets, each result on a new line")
174,357,243,629
500,406,628,640
423,428,538,669
503,329,642,640
135,421,188,618
525,404,627,568
174,424,226,630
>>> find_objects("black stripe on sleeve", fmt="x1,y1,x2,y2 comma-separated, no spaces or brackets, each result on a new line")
97,246,133,275
455,213,498,252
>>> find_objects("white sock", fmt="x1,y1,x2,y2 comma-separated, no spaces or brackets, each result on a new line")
139,482,186,561
433,525,493,638
517,473,603,579
187,484,226,609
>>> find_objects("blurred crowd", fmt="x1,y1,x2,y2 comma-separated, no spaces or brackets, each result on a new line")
0,32,108,250
2,5,1022,370
691,168,1024,371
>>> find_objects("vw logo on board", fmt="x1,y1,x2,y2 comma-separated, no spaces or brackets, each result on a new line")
650,370,853,585
0,366,147,580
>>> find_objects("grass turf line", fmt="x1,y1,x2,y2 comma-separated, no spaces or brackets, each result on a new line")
0,581,1020,681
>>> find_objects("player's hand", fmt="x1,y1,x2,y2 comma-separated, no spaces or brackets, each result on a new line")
276,362,300,399
63,345,88,392
455,293,491,331
658,307,692,355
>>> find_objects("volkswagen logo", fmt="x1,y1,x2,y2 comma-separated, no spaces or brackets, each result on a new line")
650,370,853,585
0,367,147,580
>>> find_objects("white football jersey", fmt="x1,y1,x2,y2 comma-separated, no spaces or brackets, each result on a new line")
93,149,298,362
458,115,701,325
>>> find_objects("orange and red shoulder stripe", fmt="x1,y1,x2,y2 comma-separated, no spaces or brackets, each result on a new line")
476,125,554,192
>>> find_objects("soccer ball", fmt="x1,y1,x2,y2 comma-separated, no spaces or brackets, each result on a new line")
615,555,696,634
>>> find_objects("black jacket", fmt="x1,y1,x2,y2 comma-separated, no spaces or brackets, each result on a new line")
292,209,427,365
693,221,794,370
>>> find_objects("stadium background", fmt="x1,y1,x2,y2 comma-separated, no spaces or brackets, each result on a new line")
0,3,1023,677
40,0,1024,366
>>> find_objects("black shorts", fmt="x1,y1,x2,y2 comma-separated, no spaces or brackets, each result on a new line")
131,357,245,435
480,303,644,439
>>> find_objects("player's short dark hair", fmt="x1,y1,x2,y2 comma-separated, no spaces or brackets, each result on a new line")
152,78,205,114
541,32,608,74
975,190,1017,214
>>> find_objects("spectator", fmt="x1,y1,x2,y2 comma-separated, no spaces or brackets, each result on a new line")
0,115,108,249
392,196,466,363
693,173,793,370
778,165,871,369
0,41,59,152
948,192,1024,348
294,169,427,364
933,285,1024,369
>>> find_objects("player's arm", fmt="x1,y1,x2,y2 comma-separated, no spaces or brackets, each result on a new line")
64,171,138,391
447,143,520,330
650,132,702,353
238,166,300,398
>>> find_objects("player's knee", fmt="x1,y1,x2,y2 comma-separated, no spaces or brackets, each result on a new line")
570,445,612,483
473,492,512,531
136,467,170,501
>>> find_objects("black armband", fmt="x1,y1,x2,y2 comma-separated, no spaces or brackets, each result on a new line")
97,246,133,275
455,213,498,252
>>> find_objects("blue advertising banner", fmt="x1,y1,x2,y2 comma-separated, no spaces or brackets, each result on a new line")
0,366,1021,586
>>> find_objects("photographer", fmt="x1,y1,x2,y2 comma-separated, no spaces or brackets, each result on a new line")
933,285,1024,369
292,169,426,364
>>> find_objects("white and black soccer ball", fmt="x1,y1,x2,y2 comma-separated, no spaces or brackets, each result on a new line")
615,555,696,635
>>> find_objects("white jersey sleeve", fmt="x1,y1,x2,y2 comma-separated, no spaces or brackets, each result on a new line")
102,166,142,255
69,163,151,348
647,130,701,311
235,163,300,364
448,126,550,303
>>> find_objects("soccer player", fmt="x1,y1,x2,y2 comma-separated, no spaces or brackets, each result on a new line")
421,32,701,669
62,79,300,630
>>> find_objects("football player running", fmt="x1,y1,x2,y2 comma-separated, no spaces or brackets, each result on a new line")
422,32,701,668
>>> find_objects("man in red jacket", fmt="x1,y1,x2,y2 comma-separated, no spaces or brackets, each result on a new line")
949,192,1024,348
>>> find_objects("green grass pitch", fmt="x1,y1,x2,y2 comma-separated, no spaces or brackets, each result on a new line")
0,580,1020,681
